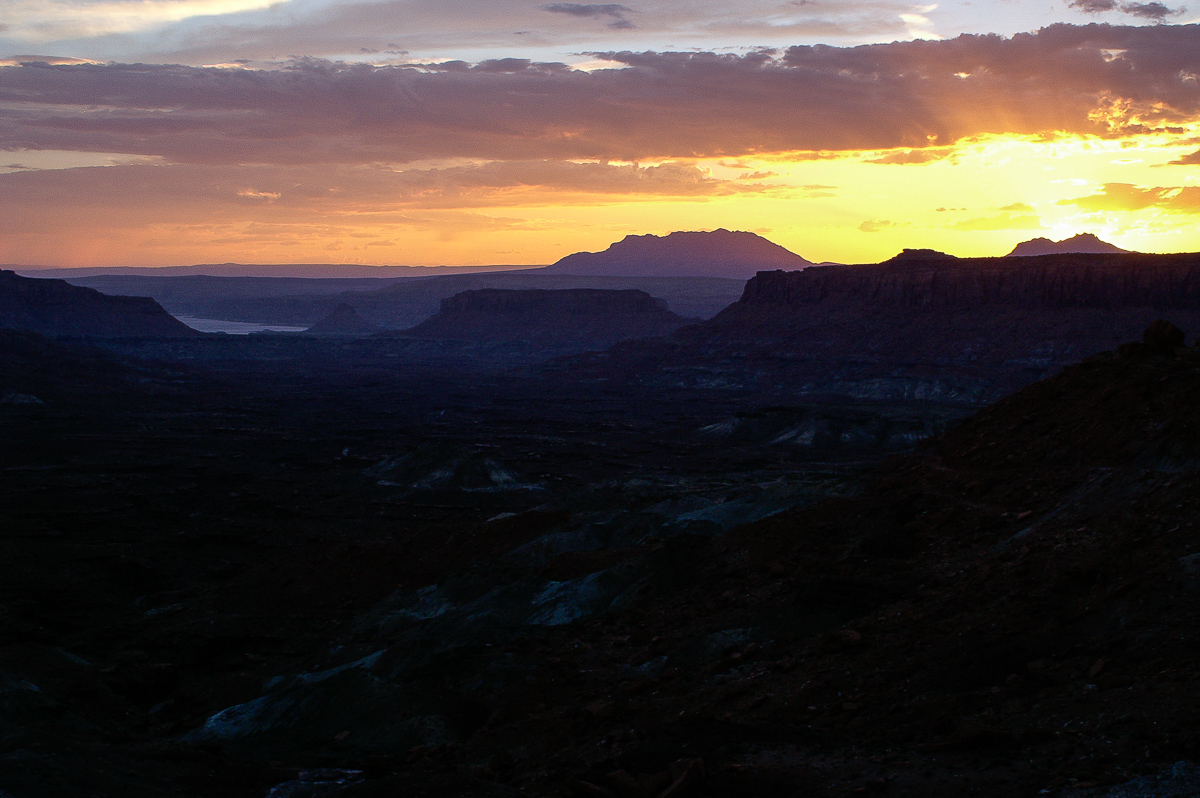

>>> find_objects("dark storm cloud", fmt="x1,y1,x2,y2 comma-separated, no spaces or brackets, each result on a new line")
542,3,636,29
2,24,1200,166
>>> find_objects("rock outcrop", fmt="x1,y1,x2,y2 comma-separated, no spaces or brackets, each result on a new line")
543,229,811,278
303,303,380,336
0,269,199,338
1143,318,1186,354
401,288,698,351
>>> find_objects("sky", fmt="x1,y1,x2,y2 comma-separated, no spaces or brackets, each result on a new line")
3,0,1200,267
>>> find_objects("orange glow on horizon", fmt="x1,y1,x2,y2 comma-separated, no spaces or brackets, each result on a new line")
5,130,1200,268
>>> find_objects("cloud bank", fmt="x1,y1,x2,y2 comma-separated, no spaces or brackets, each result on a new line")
3,24,1199,167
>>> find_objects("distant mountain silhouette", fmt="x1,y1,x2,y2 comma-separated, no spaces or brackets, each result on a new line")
13,262,535,279
0,270,199,338
542,229,811,278
303,303,381,336
1006,233,1130,257
400,288,698,351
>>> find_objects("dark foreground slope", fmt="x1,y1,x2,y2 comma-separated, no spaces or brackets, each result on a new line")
0,270,199,338
0,328,197,405
400,288,699,352
564,251,1200,404
321,330,1200,797
5,316,1200,797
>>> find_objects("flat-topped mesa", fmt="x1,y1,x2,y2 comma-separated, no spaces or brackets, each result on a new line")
543,229,811,279
404,288,698,348
0,269,200,338
731,252,1200,315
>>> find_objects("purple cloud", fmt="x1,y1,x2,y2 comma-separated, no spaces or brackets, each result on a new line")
542,3,636,29
1067,0,1183,19
1,24,1199,167
1119,1,1183,20
1068,0,1120,11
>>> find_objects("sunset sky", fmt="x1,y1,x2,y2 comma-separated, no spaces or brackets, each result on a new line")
3,1,1200,267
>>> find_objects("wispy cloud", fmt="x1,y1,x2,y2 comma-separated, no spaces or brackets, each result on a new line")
952,212,1044,230
2,0,283,40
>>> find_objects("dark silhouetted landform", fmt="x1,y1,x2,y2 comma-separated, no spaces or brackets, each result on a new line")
735,251,1200,309
12,262,537,279
10,258,1200,794
303,303,381,336
49,274,420,305
886,247,958,262
400,288,698,351
1006,232,1131,257
57,272,744,329
0,269,199,338
543,229,812,278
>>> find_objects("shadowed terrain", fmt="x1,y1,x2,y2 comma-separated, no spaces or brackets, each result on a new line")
4,254,1200,797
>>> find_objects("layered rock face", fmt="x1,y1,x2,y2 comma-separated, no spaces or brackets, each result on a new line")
544,229,811,278
576,252,1200,403
0,270,198,338
403,288,698,351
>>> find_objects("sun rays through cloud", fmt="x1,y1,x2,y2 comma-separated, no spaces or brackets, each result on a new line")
2,2,1200,266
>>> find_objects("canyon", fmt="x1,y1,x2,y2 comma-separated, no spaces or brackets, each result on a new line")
4,243,1200,798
